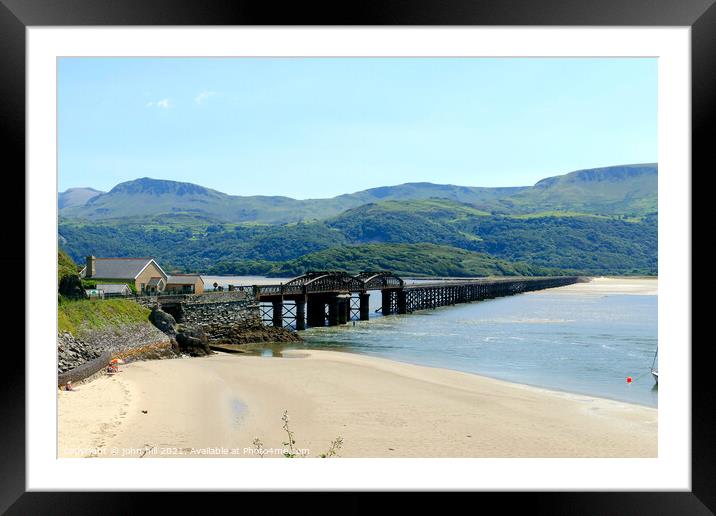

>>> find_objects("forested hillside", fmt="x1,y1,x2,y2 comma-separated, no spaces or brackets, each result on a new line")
59,205,656,276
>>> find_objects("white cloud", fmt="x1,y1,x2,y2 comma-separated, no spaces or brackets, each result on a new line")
146,98,171,109
195,91,218,104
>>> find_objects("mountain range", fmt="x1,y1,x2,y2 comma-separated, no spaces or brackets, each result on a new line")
59,163,657,224
58,163,658,277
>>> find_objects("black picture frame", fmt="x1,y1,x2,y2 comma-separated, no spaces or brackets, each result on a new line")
2,0,707,512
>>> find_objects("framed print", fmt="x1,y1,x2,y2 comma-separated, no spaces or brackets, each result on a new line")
2,0,709,512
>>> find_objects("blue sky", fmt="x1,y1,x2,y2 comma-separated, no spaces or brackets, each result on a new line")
58,57,657,198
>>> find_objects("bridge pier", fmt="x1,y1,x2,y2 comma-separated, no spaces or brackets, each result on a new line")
359,292,370,320
295,296,306,331
272,299,283,328
397,289,407,315
327,296,340,326
337,295,349,325
307,296,325,327
381,290,392,315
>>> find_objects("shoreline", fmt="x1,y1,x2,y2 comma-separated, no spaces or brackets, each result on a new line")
241,341,659,410
59,349,657,458
296,277,659,408
320,348,659,410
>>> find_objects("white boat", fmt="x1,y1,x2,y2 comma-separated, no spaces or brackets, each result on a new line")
651,349,658,384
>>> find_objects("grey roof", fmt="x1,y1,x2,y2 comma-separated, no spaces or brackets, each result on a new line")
167,275,204,285
83,258,165,280
96,284,131,294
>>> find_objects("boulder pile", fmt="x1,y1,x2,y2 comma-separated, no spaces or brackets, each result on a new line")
205,324,302,345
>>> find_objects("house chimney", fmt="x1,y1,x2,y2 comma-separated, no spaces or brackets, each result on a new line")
86,256,96,278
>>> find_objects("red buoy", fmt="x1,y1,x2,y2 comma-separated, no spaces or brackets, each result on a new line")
626,376,633,384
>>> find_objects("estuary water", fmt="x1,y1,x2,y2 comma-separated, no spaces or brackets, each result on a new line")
201,276,658,407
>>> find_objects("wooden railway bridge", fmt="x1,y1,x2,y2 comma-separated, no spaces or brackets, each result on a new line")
250,272,581,331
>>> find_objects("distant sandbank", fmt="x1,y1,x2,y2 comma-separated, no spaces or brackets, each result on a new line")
554,276,657,296
59,347,656,458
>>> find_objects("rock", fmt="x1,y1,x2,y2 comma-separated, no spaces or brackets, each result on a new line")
175,327,212,357
150,308,177,338
202,323,302,345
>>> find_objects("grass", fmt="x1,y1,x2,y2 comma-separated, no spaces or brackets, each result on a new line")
58,298,151,336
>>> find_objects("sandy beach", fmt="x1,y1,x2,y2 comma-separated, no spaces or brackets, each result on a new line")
555,276,657,296
59,347,657,458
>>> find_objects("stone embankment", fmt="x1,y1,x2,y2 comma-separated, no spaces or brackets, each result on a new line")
142,291,301,349
79,322,174,358
58,332,101,374
57,292,301,383
58,323,176,375
148,307,301,354
57,303,178,385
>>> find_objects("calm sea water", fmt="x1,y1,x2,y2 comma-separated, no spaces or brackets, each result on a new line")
202,276,658,407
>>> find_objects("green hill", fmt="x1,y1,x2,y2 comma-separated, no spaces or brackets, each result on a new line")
324,199,656,274
59,198,656,276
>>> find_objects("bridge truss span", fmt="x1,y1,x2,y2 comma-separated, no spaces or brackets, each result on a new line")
396,276,582,314
253,272,582,331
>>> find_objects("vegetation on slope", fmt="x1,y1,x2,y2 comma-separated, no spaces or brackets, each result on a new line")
58,199,657,276
58,220,348,272
58,248,151,338
58,248,79,283
272,243,553,277
57,298,151,336
326,201,657,275
461,213,657,274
